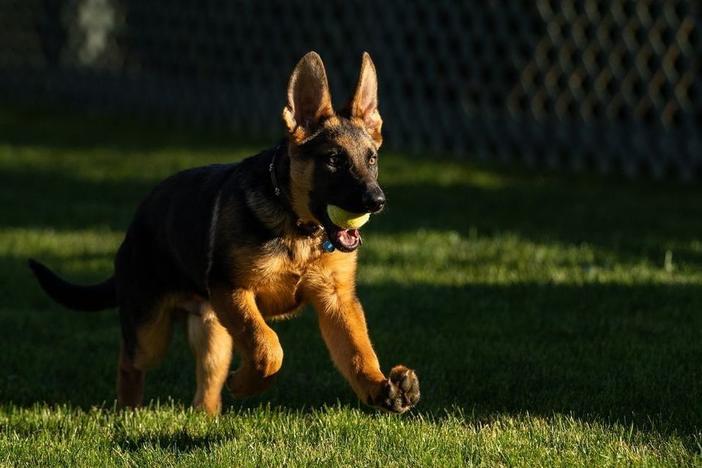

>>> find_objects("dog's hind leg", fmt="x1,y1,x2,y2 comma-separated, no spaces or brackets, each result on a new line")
187,302,233,415
117,298,175,408
117,341,145,408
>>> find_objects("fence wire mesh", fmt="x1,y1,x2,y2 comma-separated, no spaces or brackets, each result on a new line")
1,0,700,179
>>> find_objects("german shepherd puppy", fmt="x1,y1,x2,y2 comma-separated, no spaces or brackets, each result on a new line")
29,52,420,415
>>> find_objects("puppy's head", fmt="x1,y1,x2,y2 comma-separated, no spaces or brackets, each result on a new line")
282,51,384,252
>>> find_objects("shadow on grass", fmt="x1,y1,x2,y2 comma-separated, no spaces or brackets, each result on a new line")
3,151,702,273
114,429,228,453
374,179,702,268
2,272,701,439
0,165,152,231
3,107,702,239
2,110,702,445
0,107,253,154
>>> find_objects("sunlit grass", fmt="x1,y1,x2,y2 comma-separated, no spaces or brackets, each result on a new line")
0,404,698,467
1,109,701,466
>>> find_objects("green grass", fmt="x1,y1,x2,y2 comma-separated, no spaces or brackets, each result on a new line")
1,109,702,466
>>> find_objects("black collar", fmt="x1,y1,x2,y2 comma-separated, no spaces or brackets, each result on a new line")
268,144,283,197
269,144,323,238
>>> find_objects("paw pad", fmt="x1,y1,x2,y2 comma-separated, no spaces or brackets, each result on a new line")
373,366,420,413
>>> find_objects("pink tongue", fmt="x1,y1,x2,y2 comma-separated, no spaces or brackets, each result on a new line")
335,229,360,248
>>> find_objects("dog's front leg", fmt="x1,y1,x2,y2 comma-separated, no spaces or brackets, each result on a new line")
210,287,284,398
310,287,420,413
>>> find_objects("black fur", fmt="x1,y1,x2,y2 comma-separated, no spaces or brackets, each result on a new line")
299,121,383,235
29,145,300,355
29,120,381,358
28,259,117,311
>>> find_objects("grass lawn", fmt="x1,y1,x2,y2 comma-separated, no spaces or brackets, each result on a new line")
1,109,702,466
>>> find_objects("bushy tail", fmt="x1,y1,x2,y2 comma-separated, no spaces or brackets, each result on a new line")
28,259,117,311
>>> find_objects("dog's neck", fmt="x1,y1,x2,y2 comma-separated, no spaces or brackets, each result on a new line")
268,142,322,238
268,143,286,198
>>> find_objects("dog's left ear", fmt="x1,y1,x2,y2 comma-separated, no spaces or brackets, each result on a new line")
283,51,335,143
349,52,383,148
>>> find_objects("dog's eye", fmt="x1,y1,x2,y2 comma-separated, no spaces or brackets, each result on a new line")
326,151,342,169
368,153,378,166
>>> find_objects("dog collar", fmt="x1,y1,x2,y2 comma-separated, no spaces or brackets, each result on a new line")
269,145,327,241
269,145,283,197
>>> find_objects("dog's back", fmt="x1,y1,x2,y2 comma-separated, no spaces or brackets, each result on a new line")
30,162,237,311
120,162,238,297
28,51,420,415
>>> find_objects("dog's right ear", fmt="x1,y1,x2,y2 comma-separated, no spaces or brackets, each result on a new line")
282,51,335,143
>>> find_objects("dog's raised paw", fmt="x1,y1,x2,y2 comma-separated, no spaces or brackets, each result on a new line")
373,365,420,413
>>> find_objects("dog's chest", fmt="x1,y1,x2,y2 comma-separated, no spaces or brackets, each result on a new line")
247,237,323,317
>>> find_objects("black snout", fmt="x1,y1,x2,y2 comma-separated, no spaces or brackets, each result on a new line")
362,185,386,213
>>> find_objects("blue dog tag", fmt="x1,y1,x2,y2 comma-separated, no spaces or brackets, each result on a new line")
322,239,335,252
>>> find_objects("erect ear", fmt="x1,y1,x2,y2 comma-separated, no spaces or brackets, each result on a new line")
282,51,335,142
349,52,382,148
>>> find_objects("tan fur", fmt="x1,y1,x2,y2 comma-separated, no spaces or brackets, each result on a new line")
302,251,387,403
131,296,179,370
117,342,144,408
187,303,233,415
229,235,322,318
282,52,335,143
332,124,376,158
210,286,284,399
288,153,317,224
116,52,417,414
210,225,389,406
288,116,372,226
350,52,383,148
198,52,398,408
118,293,228,411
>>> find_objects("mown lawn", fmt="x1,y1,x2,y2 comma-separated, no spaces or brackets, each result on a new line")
1,109,701,466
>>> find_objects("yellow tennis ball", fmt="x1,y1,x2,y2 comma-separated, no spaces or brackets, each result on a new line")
327,205,370,229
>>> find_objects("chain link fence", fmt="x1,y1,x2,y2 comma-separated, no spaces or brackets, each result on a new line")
1,0,700,179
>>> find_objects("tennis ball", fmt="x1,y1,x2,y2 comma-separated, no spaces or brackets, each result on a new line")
327,205,370,229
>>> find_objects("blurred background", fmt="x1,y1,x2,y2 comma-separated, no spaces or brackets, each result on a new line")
2,3,702,462
1,0,700,179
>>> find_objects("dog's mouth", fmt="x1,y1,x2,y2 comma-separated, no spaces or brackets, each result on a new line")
318,209,362,252
328,226,362,252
